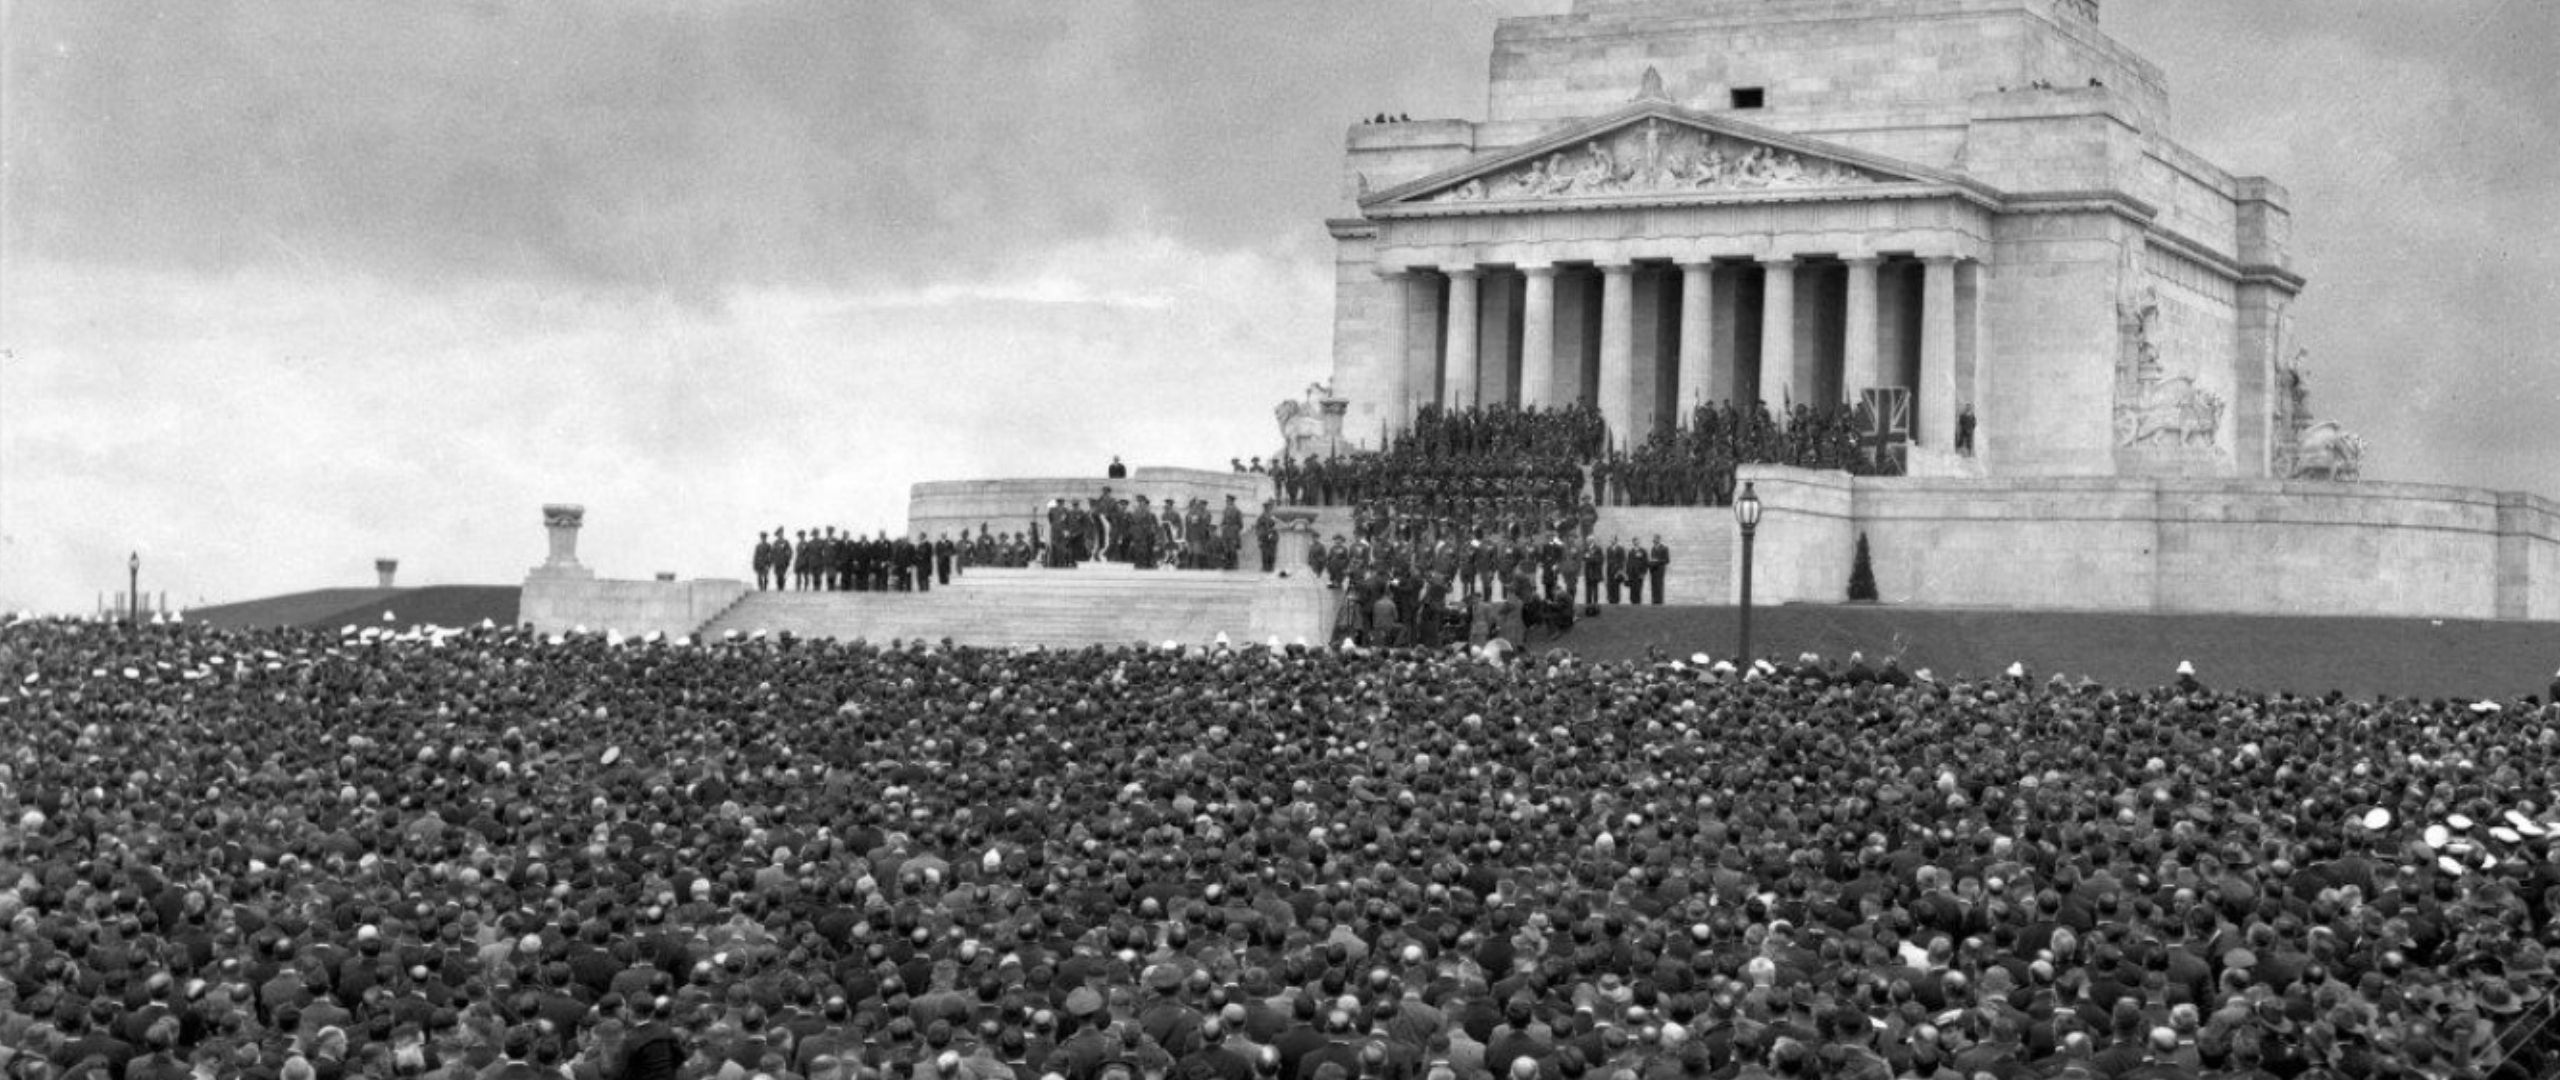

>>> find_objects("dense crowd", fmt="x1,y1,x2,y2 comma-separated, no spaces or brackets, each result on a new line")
1036,495,1261,573
5,615,2556,1080
1270,401,1914,521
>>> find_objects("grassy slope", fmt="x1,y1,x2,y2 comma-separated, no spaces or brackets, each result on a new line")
1531,603,2560,701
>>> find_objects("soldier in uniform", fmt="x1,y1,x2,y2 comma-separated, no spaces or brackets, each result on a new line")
1219,495,1245,570
1624,538,1650,604
1185,498,1213,570
1579,537,1603,607
1538,530,1565,601
1607,534,1628,603
1254,501,1278,572
1323,535,1352,589
835,528,857,590
771,530,794,592
753,531,774,591
792,529,817,590
1160,499,1184,567
891,533,916,591
1648,534,1670,603
1044,500,1068,569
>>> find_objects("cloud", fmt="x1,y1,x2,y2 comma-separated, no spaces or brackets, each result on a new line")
0,233,1330,613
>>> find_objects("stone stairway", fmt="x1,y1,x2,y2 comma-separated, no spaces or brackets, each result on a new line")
694,564,1295,648
1295,505,1739,603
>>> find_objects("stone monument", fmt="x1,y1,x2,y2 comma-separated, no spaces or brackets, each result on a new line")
1324,0,2303,479
1273,380,1342,460
533,503,593,580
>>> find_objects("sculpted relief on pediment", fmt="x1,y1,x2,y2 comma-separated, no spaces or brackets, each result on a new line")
1426,118,1882,204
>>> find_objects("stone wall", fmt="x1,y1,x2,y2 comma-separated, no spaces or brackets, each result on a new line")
1739,466,2560,620
521,575,748,638
1486,0,2166,130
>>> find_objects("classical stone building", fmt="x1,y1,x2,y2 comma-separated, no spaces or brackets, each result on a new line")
1327,0,2304,479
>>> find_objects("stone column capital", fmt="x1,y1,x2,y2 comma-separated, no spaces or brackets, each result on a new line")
1596,260,1636,276
1843,255,1884,269
1444,265,1483,280
1518,262,1559,278
1760,256,1800,271
1920,253,1961,267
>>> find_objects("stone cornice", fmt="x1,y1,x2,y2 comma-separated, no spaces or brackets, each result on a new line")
1359,99,2002,213
1367,181,1999,220
1326,218,1379,240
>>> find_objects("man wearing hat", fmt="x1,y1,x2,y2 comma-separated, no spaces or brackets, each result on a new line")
753,531,775,591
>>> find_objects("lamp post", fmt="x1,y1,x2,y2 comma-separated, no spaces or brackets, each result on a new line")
128,551,141,627
1734,482,1760,668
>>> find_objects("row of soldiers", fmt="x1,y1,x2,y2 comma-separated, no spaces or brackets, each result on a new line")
1041,489,1277,571
1311,529,1674,606
1348,493,1599,548
750,529,955,592
1275,450,1587,508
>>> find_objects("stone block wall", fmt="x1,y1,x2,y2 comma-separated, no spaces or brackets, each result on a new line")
1487,0,2166,129
1739,469,2560,620
521,575,748,638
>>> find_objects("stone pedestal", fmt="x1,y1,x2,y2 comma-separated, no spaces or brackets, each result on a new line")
375,558,399,588
1319,399,1350,454
1251,508,1334,643
533,503,594,580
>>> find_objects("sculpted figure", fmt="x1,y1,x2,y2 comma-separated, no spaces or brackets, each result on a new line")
1576,140,1618,193
1509,158,1548,198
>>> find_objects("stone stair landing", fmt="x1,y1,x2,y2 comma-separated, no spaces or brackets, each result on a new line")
694,564,1308,649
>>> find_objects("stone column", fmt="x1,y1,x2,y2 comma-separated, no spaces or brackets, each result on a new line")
1842,257,1881,402
1920,256,1959,449
1442,267,1481,409
1675,261,1715,416
1758,257,1798,410
1519,264,1558,409
375,559,399,588
1375,269,1411,434
1596,262,1636,448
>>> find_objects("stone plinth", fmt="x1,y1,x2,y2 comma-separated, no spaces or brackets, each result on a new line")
1250,508,1334,644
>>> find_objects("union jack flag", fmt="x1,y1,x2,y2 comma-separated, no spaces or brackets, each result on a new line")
1861,387,1911,475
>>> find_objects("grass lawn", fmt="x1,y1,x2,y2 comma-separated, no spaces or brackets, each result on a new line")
1531,603,2560,701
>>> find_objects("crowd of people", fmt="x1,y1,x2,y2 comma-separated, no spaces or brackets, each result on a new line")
1036,494,1263,573
8,614,2552,1080
1310,532,1676,649
1264,401,1917,522
752,532,962,594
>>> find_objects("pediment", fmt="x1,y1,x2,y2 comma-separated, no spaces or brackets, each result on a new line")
1364,105,1970,213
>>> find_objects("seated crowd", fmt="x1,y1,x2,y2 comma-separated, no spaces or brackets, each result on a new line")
5,615,2554,1080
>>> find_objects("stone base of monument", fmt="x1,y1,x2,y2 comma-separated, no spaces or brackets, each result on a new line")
1734,465,2560,620
689,564,1330,649
1905,446,1987,480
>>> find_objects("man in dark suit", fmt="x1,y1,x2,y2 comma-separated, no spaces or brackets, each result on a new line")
1648,535,1670,603
1254,502,1278,572
1045,501,1068,568
1220,496,1245,570
1624,539,1650,604
934,534,955,586
753,532,773,591
1107,455,1128,479
1603,537,1626,604
1579,539,1603,606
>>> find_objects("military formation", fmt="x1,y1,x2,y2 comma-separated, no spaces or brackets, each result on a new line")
1310,527,1673,649
751,530,962,593
1266,401,1905,516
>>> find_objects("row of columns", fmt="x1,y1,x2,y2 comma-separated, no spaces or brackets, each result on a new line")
1384,253,1969,449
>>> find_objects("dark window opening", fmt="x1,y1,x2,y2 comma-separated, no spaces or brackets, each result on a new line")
1730,87,1766,110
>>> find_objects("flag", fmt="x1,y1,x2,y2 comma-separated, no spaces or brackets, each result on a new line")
1861,387,1911,474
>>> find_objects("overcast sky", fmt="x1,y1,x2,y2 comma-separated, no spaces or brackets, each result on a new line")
4,1,2554,614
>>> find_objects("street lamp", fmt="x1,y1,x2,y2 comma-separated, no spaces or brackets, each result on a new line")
128,551,141,627
1734,482,1760,669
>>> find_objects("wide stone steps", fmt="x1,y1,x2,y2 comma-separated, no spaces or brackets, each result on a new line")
696,565,1283,648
